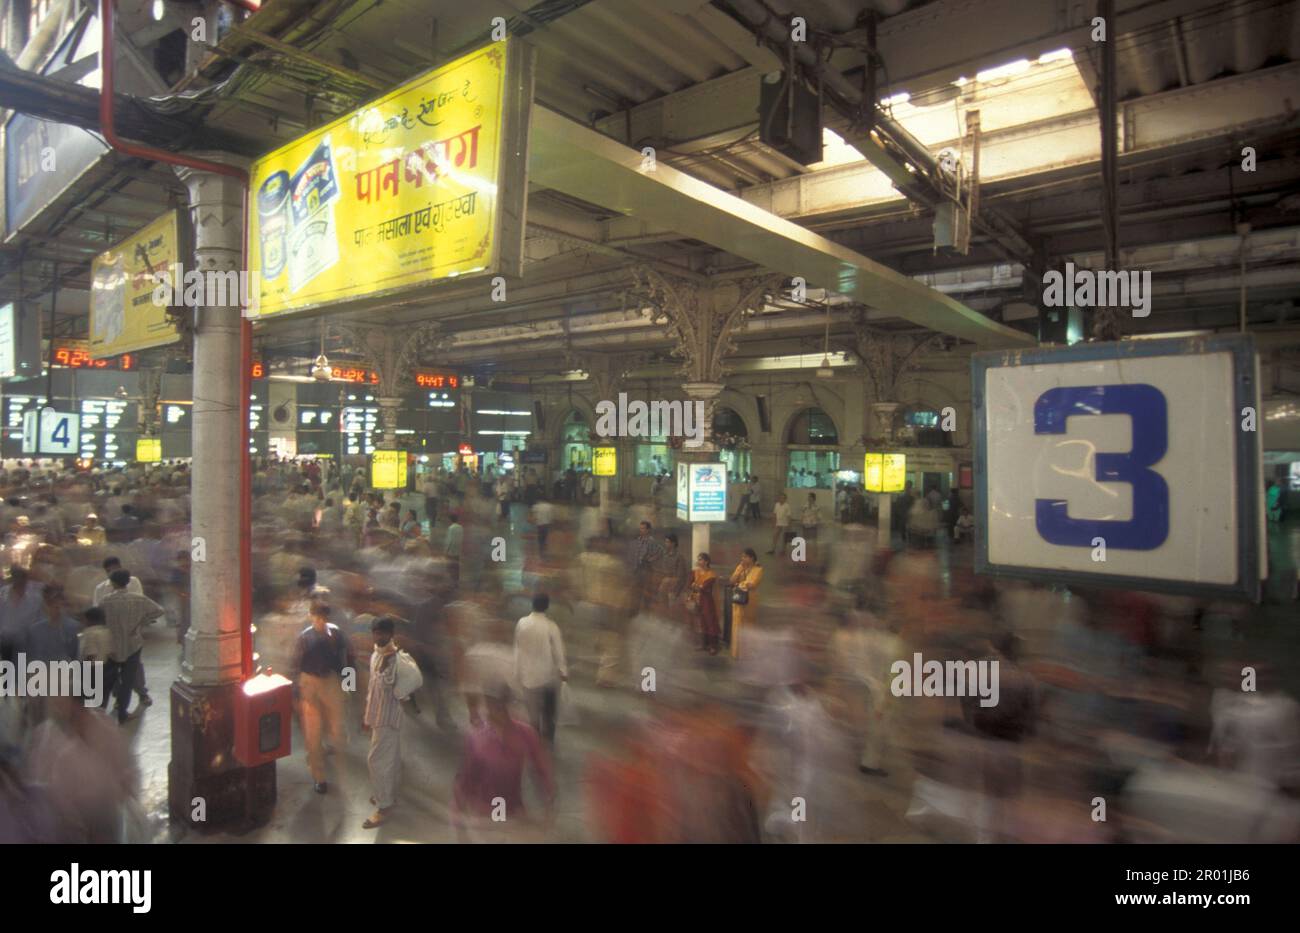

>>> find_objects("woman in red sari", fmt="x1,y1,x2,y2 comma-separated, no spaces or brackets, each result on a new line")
690,553,720,654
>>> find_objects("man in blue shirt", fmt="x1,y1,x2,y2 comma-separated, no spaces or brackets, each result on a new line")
0,567,44,663
27,584,80,664
290,602,354,794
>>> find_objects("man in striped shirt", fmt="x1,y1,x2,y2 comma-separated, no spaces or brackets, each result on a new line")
100,569,165,724
363,616,406,829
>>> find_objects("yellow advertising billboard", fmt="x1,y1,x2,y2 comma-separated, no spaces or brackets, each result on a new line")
136,437,162,463
592,446,617,477
371,449,408,490
864,452,906,493
247,42,533,319
90,211,181,357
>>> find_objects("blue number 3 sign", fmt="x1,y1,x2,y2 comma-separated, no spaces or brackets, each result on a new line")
1033,384,1170,550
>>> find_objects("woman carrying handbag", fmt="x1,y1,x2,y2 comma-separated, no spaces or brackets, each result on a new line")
728,549,764,660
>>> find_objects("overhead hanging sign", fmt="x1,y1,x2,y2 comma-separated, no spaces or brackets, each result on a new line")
0,302,15,379
3,17,108,238
22,409,79,456
89,211,181,358
247,41,533,319
973,334,1264,600
0,301,42,381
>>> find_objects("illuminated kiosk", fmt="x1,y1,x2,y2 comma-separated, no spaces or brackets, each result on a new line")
864,451,906,549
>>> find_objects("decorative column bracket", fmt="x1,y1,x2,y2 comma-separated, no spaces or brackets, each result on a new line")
336,320,446,445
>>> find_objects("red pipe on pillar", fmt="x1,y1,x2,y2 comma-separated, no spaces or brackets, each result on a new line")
99,0,255,679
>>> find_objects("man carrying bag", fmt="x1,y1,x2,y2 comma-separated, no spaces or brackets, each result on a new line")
362,616,422,829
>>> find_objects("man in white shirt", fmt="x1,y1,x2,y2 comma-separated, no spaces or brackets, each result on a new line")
769,493,791,555
747,476,763,521
92,557,143,607
513,593,568,744
444,512,464,587
532,499,555,557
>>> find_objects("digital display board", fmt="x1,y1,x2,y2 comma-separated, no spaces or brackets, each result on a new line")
415,372,459,389
51,342,136,370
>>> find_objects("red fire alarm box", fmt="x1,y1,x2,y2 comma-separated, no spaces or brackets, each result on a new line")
234,671,294,767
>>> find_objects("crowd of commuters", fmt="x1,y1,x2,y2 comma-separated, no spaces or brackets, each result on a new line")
0,453,1296,843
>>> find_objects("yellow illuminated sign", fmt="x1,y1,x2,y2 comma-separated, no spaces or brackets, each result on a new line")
248,42,529,318
136,437,161,463
90,211,181,357
371,449,408,490
864,452,906,493
592,446,617,477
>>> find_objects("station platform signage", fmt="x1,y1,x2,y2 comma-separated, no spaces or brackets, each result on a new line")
972,335,1264,599
676,461,727,522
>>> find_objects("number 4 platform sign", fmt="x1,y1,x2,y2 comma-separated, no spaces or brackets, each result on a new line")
21,409,80,456
972,334,1264,600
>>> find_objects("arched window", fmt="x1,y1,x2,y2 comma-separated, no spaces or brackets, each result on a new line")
714,407,750,483
561,410,591,470
786,407,840,489
786,408,838,446
898,405,953,447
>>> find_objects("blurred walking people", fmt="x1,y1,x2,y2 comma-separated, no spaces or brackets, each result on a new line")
513,594,568,744
628,521,661,610
451,679,555,842
290,602,354,794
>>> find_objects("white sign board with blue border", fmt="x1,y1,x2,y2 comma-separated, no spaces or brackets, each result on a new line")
22,409,80,456
972,334,1264,600
677,461,727,522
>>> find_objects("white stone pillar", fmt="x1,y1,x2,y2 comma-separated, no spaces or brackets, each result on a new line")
875,494,892,550
869,402,901,552
683,381,724,562
378,396,402,447
176,156,247,686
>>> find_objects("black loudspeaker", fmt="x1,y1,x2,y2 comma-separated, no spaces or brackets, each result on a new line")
756,396,771,433
759,72,822,166
533,401,545,432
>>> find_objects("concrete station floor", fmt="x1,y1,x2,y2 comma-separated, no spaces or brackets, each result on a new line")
121,505,1300,844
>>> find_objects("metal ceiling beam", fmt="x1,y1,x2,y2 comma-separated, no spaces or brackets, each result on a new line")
0,58,264,154
529,106,1034,347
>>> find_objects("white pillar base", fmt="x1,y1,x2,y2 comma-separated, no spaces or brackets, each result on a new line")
876,493,892,550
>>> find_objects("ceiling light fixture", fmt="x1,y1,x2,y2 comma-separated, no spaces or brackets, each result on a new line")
311,321,331,381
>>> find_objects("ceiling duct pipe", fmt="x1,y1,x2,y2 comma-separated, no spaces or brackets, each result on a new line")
716,0,1036,267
